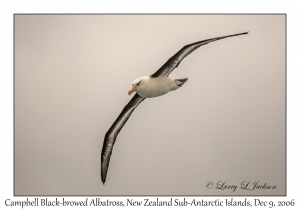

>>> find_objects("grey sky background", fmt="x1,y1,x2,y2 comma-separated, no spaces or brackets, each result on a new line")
15,15,285,195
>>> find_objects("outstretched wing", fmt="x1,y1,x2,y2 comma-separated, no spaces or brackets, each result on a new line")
151,32,249,78
101,93,145,184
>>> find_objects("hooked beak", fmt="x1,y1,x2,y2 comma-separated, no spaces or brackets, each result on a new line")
128,85,136,96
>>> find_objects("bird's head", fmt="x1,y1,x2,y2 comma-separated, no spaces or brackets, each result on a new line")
128,77,143,96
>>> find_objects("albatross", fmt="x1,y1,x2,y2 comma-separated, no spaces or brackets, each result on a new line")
101,31,249,184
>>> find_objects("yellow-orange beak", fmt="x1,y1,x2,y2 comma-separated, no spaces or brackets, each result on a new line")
128,85,136,96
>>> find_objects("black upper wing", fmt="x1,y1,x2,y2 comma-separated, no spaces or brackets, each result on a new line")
151,32,249,78
101,93,145,184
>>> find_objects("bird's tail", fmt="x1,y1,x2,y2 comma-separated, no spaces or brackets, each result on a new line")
175,78,188,87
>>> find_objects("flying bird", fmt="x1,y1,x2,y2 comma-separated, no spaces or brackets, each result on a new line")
101,31,249,184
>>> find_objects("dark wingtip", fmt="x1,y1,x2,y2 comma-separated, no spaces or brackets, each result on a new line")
102,176,106,185
101,171,106,185
234,31,249,36
101,163,106,184
101,157,110,185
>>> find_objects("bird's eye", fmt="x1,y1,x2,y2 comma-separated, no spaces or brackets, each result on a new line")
137,80,142,85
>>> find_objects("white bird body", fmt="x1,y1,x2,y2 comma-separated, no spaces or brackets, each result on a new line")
131,76,182,98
